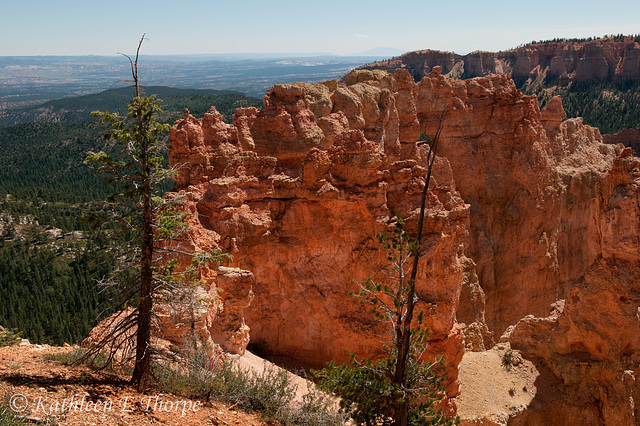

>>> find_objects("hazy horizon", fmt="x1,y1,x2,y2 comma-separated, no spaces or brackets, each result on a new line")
1,0,639,57
0,50,404,59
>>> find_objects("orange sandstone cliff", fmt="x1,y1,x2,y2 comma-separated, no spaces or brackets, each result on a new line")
357,37,640,91
168,70,470,398
167,67,640,423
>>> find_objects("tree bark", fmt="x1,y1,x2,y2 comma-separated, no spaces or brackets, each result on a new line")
130,173,154,389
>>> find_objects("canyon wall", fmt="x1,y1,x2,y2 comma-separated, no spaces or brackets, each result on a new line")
168,67,640,422
358,37,640,90
604,127,640,154
168,71,470,396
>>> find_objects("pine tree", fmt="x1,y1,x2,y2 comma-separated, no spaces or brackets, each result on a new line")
84,35,228,390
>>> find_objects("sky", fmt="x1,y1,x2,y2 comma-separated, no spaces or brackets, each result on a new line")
1,0,639,57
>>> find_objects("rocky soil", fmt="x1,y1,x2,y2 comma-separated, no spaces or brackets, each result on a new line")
2,341,547,426
0,344,267,426
456,345,539,426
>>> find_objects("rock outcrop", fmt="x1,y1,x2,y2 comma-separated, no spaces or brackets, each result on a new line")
168,67,640,423
169,73,471,398
604,127,640,154
501,150,640,424
357,37,640,91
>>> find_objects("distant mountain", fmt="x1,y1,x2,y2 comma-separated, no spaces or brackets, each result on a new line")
353,47,405,57
355,35,640,134
0,86,263,126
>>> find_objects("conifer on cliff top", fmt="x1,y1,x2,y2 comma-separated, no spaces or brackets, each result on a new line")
83,35,229,390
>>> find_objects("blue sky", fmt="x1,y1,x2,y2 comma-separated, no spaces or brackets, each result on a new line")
1,0,639,56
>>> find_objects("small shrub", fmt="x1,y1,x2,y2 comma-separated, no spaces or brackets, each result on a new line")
0,330,21,348
289,386,346,426
154,338,346,425
508,388,516,397
502,350,513,371
44,347,86,364
45,347,132,375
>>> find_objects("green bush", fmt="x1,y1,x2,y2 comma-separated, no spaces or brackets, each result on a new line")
154,339,346,425
45,347,133,376
502,350,514,371
44,347,86,365
0,329,21,347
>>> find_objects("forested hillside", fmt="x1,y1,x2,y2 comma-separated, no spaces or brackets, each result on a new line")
556,80,640,134
0,86,262,126
0,122,110,201
0,87,263,345
0,231,114,344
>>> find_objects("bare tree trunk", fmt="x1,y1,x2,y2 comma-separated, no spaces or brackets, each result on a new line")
394,401,409,426
393,106,448,425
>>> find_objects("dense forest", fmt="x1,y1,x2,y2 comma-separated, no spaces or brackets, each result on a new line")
523,79,640,134
558,80,640,134
0,86,263,345
0,122,112,202
0,232,114,345
0,86,262,126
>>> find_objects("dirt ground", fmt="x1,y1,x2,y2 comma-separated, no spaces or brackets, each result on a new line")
2,341,539,426
455,343,539,425
0,344,269,426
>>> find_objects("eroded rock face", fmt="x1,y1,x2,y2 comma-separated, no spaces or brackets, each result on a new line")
169,68,640,422
358,37,640,90
500,152,640,424
412,71,640,421
169,70,471,398
416,76,640,422
604,127,640,155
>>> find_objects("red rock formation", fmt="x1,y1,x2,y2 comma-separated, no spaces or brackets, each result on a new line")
168,66,640,422
603,127,640,155
500,151,640,424
169,71,470,398
358,37,640,89
414,73,640,422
